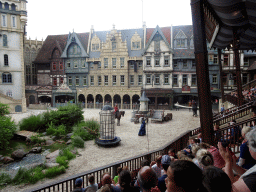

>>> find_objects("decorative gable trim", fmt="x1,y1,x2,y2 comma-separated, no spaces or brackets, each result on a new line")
143,25,172,54
174,30,187,39
61,32,89,58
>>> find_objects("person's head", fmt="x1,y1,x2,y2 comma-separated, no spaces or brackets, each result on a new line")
119,170,132,189
88,175,95,185
115,103,118,107
242,126,252,138
192,144,201,156
141,159,150,167
138,166,158,191
75,178,83,188
177,151,186,159
168,148,176,157
246,128,256,159
102,173,112,185
202,166,232,192
155,155,162,165
198,133,202,139
165,160,203,192
214,124,219,131
101,184,112,192
199,142,211,149
196,149,214,169
161,155,171,171
117,167,123,175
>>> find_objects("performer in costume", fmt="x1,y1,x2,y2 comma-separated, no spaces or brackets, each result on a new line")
138,117,146,136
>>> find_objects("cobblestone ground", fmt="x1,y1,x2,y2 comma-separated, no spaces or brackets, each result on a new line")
2,108,200,192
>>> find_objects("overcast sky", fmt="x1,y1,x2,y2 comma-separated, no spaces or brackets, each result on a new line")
26,0,192,40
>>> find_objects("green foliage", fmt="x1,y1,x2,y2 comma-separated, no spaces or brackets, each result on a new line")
46,123,66,138
56,156,69,168
71,135,85,148
19,114,45,132
45,166,66,179
73,120,99,141
0,116,17,150
73,126,92,141
0,103,10,116
83,119,100,131
13,168,31,185
30,135,46,145
0,173,12,186
59,147,76,160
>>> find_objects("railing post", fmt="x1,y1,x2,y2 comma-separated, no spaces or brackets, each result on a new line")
144,154,151,164
112,164,121,179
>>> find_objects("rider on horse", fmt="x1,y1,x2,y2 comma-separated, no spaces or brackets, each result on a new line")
114,104,119,118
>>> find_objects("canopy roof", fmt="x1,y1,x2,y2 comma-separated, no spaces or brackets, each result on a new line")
204,0,256,50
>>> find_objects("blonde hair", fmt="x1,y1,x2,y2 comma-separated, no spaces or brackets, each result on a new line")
242,126,252,136
196,149,214,168
192,144,201,156
177,150,186,159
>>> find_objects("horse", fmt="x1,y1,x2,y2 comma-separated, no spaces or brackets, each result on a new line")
115,111,125,126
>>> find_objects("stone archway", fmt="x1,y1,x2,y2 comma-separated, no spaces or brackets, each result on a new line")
114,94,121,109
87,94,94,108
123,94,130,109
96,94,103,109
29,95,35,104
104,94,112,106
132,94,140,110
78,94,85,108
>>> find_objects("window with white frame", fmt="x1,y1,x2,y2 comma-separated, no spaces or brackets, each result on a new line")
192,74,197,86
68,76,72,86
92,44,99,51
2,73,12,83
83,76,87,86
11,15,16,28
146,75,151,84
155,57,160,67
138,61,143,68
244,57,249,66
138,75,142,86
3,34,7,47
183,60,188,68
175,31,187,48
98,62,101,69
132,41,140,49
223,54,229,66
155,75,160,84
192,60,196,68
164,74,169,84
6,90,12,97
112,58,116,68
82,60,86,68
98,76,101,86
173,75,178,87
112,75,116,86
146,57,151,66
120,58,124,68
67,60,71,68
76,76,79,86
2,15,7,27
212,74,217,84
120,75,125,86
104,58,108,68
164,57,169,66
90,76,94,86
104,75,108,86
173,60,178,68
213,55,218,64
130,75,134,86
130,61,134,69
74,59,78,68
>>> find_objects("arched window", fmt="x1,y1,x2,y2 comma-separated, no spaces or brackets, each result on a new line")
2,73,12,83
4,3,9,10
11,4,15,11
4,54,8,66
3,34,7,47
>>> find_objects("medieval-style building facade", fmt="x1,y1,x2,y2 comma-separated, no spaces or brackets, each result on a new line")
0,0,27,113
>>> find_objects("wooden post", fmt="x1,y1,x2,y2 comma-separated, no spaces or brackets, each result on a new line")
218,49,225,102
191,0,214,145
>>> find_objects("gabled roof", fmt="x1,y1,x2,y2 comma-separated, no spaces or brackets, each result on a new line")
172,25,193,40
61,32,89,58
34,35,68,64
144,26,172,54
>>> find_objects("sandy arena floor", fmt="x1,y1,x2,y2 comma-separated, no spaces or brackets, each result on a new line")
3,108,200,192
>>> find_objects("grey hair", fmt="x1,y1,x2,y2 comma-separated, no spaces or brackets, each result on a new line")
242,126,252,136
246,128,256,152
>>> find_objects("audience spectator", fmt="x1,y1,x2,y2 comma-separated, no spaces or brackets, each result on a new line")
194,149,214,170
192,144,201,157
168,149,178,159
200,142,225,169
165,160,203,192
137,166,158,192
158,155,171,192
151,155,162,178
72,178,86,192
119,170,139,192
85,175,98,192
202,166,232,192
218,128,256,191
98,173,121,192
237,126,256,170
113,167,123,185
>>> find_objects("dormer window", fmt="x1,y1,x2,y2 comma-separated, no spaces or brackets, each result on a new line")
175,31,187,48
68,43,81,56
132,41,140,50
92,44,99,51
112,42,117,51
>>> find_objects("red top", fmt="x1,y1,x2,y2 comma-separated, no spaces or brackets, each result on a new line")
114,106,118,112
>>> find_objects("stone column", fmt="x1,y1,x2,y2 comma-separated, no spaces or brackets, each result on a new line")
93,98,96,109
191,0,214,145
130,98,132,109
112,97,114,108
155,97,157,109
121,98,123,109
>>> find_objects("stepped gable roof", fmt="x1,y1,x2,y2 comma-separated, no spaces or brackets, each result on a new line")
76,32,90,52
89,31,108,59
34,34,68,64
146,26,171,44
173,25,195,59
